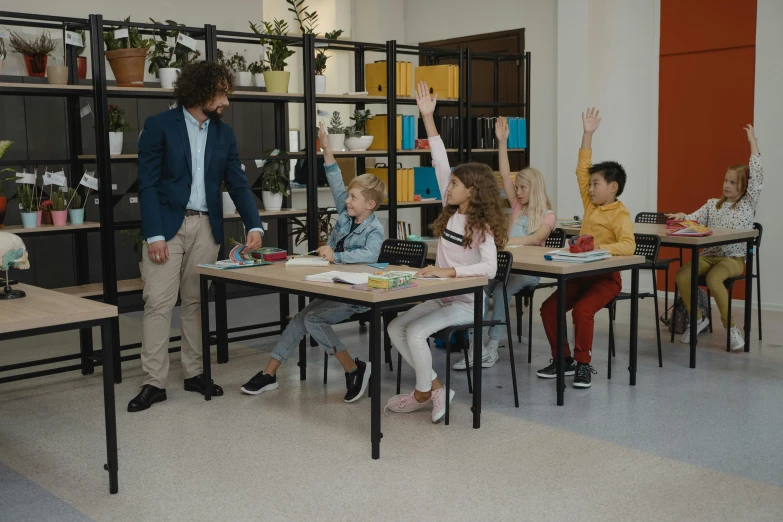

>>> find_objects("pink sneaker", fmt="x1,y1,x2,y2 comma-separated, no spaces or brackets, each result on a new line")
386,391,432,413
431,388,456,423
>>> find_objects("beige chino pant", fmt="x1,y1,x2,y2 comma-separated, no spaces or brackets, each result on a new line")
141,215,220,388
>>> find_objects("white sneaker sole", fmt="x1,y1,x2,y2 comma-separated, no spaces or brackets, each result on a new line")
573,380,592,389
432,389,456,423
536,369,576,379
680,319,710,344
344,362,371,403
453,356,499,371
240,382,279,395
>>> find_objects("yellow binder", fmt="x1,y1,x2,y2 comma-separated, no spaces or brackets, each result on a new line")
414,65,459,99
365,61,413,96
365,114,402,151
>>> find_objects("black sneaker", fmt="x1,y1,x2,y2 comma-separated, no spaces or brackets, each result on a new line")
344,358,371,403
573,363,597,388
240,372,278,395
536,358,576,379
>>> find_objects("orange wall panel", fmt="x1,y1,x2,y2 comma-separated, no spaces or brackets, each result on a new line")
661,0,756,56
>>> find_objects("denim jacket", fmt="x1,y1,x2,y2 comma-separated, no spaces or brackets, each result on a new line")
324,162,384,264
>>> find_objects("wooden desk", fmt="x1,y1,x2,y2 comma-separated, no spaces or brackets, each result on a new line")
195,262,488,459
425,241,645,405
557,223,759,366
0,284,119,494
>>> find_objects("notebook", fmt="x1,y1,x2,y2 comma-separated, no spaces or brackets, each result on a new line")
198,261,271,270
303,271,370,285
544,249,611,263
286,257,330,267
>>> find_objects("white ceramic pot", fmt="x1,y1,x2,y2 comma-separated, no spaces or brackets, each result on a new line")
344,136,374,151
158,68,180,89
327,133,345,151
262,191,284,211
253,73,266,88
46,65,69,85
315,74,326,94
109,132,123,155
234,71,252,87
222,191,236,215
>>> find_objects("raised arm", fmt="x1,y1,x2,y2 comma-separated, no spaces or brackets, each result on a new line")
319,122,348,215
577,107,601,208
744,124,763,209
496,117,516,208
416,81,438,138
416,81,452,204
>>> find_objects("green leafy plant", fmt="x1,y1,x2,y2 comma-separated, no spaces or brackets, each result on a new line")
147,19,200,75
249,20,295,72
291,214,334,246
248,60,268,74
67,187,82,209
0,141,16,197
103,17,151,51
75,29,86,57
327,111,345,134
314,30,344,75
261,158,290,196
17,183,37,213
50,191,67,211
8,30,57,57
287,0,343,75
218,50,248,72
108,104,134,132
0,31,7,60
345,109,372,138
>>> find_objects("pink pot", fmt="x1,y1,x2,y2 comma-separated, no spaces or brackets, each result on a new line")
51,210,68,226
36,210,43,226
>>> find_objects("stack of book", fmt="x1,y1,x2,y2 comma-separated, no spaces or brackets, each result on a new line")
368,271,413,289
397,221,412,239
420,116,460,148
465,116,527,149
544,249,611,263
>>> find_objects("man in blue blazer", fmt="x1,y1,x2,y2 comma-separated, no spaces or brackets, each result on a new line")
129,61,264,412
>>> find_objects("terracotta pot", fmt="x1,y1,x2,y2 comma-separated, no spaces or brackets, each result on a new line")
77,56,87,79
24,54,48,77
42,210,53,225
105,48,148,87
0,196,6,228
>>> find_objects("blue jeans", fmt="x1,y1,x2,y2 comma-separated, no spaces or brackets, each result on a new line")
271,299,369,363
484,274,540,341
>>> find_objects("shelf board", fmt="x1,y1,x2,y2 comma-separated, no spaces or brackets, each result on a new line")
75,150,459,162
2,222,100,235
55,278,144,299
106,86,305,102
78,154,138,161
0,81,92,96
223,208,308,220
470,148,527,153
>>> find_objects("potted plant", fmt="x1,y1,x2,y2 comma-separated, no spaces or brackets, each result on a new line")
66,187,84,224
249,20,295,94
287,0,343,94
260,158,289,211
248,59,268,88
326,111,346,151
103,17,151,87
291,213,334,247
108,104,134,155
0,140,14,228
49,191,68,226
148,19,200,89
0,31,6,75
75,29,87,79
344,109,374,151
46,58,69,85
39,199,53,225
221,180,236,215
17,183,38,229
8,31,57,77
218,49,251,87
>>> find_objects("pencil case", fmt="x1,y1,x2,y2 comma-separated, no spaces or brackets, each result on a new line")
568,234,594,253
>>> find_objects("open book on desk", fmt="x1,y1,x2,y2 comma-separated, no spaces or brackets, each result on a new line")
544,249,611,263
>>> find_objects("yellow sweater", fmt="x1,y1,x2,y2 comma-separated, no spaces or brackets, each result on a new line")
576,149,635,256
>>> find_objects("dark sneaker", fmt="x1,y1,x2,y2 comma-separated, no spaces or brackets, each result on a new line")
344,358,371,403
573,363,597,388
536,358,576,379
240,372,278,395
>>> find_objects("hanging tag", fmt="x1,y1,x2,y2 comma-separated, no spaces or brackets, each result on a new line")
255,159,266,168
317,109,330,117
269,149,280,156
0,30,10,39
15,172,36,184
176,33,198,51
114,28,129,39
43,171,67,187
314,42,329,49
80,172,99,190
65,31,84,47
240,164,246,172
80,104,92,118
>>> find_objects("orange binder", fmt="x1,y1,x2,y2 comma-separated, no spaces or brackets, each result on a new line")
365,61,413,96
365,114,402,151
414,65,459,99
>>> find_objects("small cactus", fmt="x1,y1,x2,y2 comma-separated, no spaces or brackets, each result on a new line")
67,187,82,209
51,191,67,211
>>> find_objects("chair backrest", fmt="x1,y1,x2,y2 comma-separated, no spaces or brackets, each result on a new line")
635,212,667,224
494,250,513,285
633,233,661,263
378,239,428,268
545,228,566,248
753,222,762,249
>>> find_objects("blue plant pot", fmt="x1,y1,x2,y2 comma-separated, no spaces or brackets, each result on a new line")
69,208,85,225
21,212,38,229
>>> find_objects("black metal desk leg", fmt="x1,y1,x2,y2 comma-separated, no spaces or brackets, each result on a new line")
689,248,699,368
744,239,753,351
79,328,94,375
629,268,639,386
298,295,307,381
200,275,212,401
556,276,566,406
111,318,122,384
370,305,382,459
215,282,228,364
100,319,119,494
473,287,483,429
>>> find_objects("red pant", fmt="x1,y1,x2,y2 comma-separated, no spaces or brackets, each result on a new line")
540,272,621,364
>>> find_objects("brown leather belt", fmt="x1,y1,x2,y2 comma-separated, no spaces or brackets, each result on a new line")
185,209,208,217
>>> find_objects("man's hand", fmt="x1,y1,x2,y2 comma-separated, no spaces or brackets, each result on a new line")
316,245,335,263
415,81,438,117
242,230,263,253
495,116,510,144
414,265,456,278
665,212,686,221
148,240,169,264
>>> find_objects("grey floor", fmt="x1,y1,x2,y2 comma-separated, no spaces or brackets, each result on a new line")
1,290,782,521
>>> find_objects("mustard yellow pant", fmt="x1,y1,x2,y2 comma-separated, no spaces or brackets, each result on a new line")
675,256,745,329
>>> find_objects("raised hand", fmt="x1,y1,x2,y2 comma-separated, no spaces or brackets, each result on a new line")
743,124,759,155
415,81,438,117
495,116,510,144
582,107,601,134
318,122,329,151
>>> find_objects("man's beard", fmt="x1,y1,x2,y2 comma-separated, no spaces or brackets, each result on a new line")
203,107,223,121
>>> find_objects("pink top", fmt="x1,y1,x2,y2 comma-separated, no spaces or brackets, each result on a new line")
509,200,556,245
431,135,497,305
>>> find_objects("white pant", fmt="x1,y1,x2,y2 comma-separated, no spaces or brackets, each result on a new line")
387,299,475,392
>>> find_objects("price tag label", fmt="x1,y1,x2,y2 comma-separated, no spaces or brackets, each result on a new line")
15,172,36,184
176,33,198,51
43,170,67,187
65,31,84,47
80,172,99,190
80,104,92,118
0,30,10,39
254,159,266,168
114,28,129,39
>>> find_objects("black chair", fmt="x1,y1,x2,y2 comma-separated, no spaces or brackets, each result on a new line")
606,234,663,379
395,251,519,425
635,212,682,324
319,239,428,383
698,222,763,351
514,228,566,364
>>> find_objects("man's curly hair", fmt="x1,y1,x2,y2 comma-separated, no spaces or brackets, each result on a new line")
173,61,234,108
432,162,509,250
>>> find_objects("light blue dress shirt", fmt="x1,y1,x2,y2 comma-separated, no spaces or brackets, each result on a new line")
147,109,263,244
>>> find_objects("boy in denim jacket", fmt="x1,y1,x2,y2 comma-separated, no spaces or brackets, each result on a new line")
241,122,386,403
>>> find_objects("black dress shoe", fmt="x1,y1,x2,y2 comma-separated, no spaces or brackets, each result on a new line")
127,384,167,412
184,374,224,397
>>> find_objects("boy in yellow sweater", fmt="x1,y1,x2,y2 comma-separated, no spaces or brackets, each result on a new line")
537,107,635,388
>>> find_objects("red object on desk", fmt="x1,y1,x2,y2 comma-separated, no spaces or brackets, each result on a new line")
415,139,429,149
568,235,594,253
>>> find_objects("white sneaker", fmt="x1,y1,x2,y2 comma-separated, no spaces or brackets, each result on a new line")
680,316,710,344
452,344,499,370
431,388,456,423
729,327,745,351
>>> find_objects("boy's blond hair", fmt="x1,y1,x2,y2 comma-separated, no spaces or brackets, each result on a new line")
348,174,386,209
